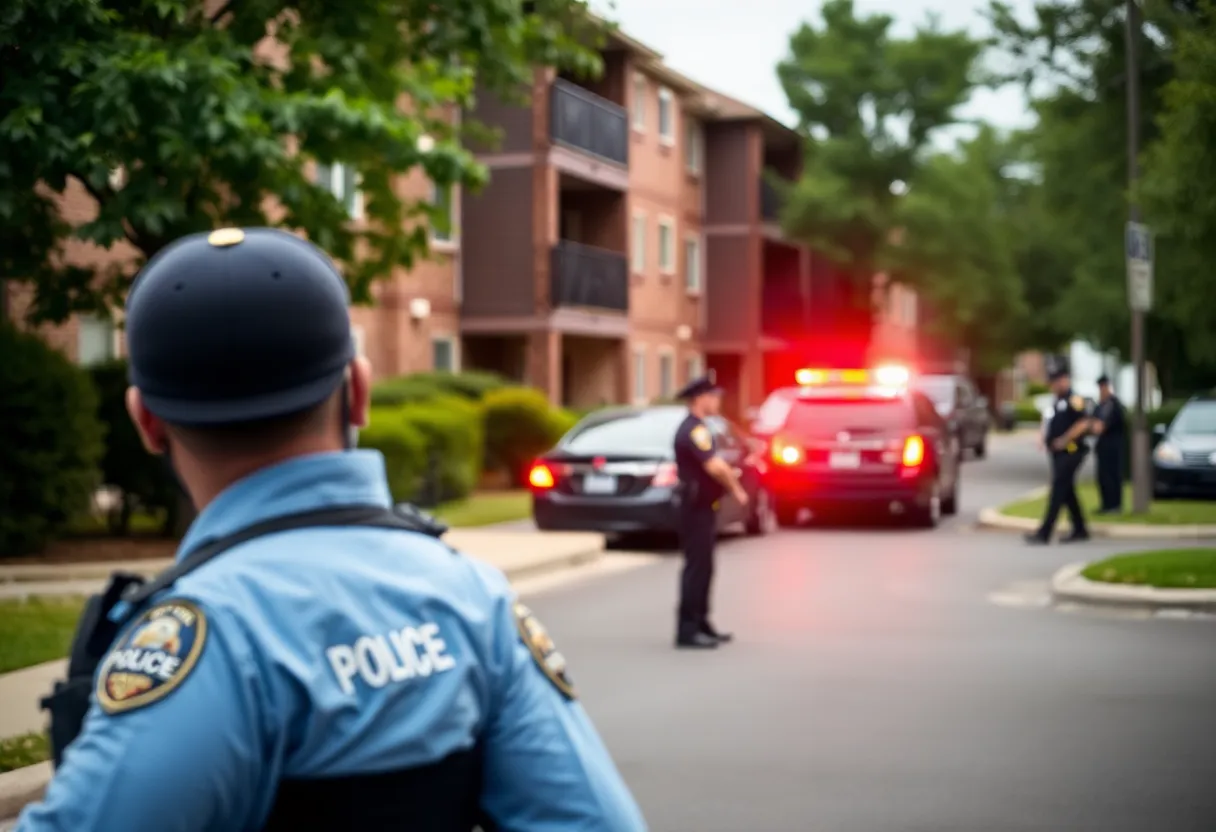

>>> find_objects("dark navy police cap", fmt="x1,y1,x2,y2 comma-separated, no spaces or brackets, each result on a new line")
1096,374,1111,385
1047,366,1070,383
676,370,721,400
125,227,355,426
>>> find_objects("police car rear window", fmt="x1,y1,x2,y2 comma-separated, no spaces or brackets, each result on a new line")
561,409,687,455
784,399,914,435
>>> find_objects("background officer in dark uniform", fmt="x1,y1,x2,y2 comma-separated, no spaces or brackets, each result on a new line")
672,373,748,650
18,228,646,831
1090,374,1126,514
1026,365,1094,545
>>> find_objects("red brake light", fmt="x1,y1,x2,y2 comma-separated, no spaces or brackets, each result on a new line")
771,437,804,465
528,463,555,489
902,435,925,468
652,462,679,487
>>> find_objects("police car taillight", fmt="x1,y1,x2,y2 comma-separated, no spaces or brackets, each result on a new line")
652,462,679,487
771,437,804,465
528,463,556,489
900,435,925,475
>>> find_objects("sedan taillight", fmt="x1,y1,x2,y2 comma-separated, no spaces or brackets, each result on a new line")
528,462,556,489
652,462,679,487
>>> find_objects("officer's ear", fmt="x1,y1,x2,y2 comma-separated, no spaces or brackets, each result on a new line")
125,386,169,455
347,357,372,429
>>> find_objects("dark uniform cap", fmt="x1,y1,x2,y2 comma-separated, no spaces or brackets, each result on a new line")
125,227,355,426
1097,374,1111,385
676,370,721,400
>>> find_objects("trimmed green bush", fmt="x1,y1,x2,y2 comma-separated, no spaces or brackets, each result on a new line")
0,325,105,556
358,409,428,501
399,396,484,503
483,387,568,486
88,360,178,534
370,376,444,407
1013,401,1044,424
1026,382,1050,397
409,370,509,401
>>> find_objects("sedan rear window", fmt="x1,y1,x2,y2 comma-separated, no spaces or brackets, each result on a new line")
783,398,915,436
561,409,687,455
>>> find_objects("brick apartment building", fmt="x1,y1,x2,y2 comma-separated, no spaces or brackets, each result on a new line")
7,22,919,418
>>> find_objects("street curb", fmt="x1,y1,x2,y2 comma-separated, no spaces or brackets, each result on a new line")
977,490,1216,540
1050,562,1216,613
0,763,50,821
0,537,604,816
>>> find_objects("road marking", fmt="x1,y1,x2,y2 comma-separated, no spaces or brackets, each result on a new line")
512,552,661,598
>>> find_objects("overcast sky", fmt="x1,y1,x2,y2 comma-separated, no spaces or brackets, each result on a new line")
602,0,1038,135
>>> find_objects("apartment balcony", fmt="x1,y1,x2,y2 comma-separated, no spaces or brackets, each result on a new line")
550,240,628,314
549,79,629,191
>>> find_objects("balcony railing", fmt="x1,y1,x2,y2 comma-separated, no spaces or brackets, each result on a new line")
550,240,629,313
550,78,629,166
760,177,784,222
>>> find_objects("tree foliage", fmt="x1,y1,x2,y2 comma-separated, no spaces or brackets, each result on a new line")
775,0,984,347
0,0,603,323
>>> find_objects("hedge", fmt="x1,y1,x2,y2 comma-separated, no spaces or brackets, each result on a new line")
370,376,446,408
398,396,484,504
0,325,105,556
88,360,179,534
483,387,570,486
408,370,508,401
358,409,428,502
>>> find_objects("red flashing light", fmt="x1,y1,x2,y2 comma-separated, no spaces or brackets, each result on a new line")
771,436,804,466
528,463,556,489
795,365,911,388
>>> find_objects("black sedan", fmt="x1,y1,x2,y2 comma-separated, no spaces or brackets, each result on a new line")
1153,394,1216,499
914,373,991,459
528,405,774,539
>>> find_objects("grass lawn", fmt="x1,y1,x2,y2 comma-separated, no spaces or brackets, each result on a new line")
1001,482,1216,525
432,490,531,527
1081,548,1216,589
0,596,87,674
0,732,49,774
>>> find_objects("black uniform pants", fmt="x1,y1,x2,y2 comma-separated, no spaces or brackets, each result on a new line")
1095,441,1123,510
1036,451,1088,539
677,501,717,636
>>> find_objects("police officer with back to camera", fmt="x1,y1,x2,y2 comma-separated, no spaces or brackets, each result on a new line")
1090,374,1126,514
22,227,646,832
672,372,748,650
1025,364,1093,545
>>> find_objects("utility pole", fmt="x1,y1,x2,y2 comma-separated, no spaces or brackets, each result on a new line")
1125,0,1151,514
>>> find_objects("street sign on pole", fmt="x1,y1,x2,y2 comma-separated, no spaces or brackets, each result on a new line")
1125,221,1153,311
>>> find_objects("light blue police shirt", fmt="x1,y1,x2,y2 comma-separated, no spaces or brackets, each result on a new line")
17,450,646,832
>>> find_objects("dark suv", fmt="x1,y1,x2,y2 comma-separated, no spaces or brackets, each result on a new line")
1153,394,1216,499
751,366,961,528
914,374,991,459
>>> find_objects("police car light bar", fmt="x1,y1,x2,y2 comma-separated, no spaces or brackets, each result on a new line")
795,365,911,387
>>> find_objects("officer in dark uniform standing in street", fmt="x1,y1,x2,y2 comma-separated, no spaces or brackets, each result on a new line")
1025,364,1094,545
20,227,646,831
672,372,748,650
1091,374,1126,514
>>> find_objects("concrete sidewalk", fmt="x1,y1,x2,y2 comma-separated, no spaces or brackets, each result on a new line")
0,528,605,597
0,527,605,820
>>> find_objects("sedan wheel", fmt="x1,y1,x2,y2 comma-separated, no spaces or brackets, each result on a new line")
745,488,776,536
910,480,941,529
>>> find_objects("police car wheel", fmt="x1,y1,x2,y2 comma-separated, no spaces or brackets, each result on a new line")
942,480,959,516
974,437,987,458
774,502,801,528
909,481,941,529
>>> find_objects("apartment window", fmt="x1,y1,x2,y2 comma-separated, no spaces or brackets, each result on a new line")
685,120,702,173
432,336,459,372
316,162,363,219
658,87,674,144
631,74,647,130
632,347,647,404
658,217,676,274
685,354,704,384
658,351,675,399
684,234,702,294
431,182,453,243
631,212,647,273
77,314,116,366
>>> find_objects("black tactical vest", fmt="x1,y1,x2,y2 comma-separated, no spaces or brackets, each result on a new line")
41,503,494,831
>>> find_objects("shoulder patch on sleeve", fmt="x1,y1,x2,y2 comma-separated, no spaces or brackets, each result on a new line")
690,425,713,452
513,602,576,701
97,599,208,715
1070,394,1084,411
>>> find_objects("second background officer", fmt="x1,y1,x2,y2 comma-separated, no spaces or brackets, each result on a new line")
672,373,748,649
1091,374,1126,514
1026,365,1093,545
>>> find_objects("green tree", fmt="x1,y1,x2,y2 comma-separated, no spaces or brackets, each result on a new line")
775,0,982,348
892,127,1030,374
0,0,603,324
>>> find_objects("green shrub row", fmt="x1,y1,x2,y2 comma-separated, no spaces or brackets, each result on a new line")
359,378,580,498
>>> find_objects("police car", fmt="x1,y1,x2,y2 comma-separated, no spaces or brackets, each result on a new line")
750,365,961,528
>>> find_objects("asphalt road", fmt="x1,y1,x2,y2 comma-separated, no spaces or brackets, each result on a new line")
526,432,1216,832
